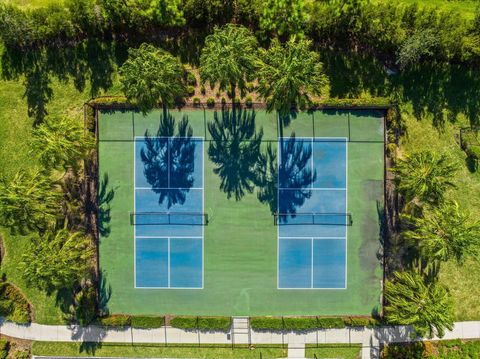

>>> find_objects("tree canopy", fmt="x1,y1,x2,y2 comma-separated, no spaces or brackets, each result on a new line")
257,38,329,116
260,0,308,38
384,271,454,339
120,43,185,115
200,24,258,108
31,115,94,173
0,169,61,234
392,151,458,207
403,201,480,263
21,229,94,292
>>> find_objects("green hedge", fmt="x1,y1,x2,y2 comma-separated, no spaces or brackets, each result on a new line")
251,316,378,331
98,314,131,327
342,316,377,328
316,97,391,109
131,315,165,329
250,317,284,331
170,316,231,332
0,339,8,359
0,281,31,324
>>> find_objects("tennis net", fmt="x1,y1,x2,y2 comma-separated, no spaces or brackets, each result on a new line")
274,212,352,226
130,212,209,226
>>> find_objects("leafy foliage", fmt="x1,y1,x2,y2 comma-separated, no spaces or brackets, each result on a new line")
0,169,61,234
31,115,94,173
260,0,308,38
403,201,480,263
131,315,165,328
170,316,231,331
200,24,258,106
0,280,31,324
98,314,132,327
384,271,454,339
68,282,97,325
392,151,458,206
397,29,439,69
20,229,94,292
120,43,185,114
257,38,329,116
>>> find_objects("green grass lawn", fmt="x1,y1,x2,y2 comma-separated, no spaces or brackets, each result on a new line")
400,105,480,321
32,342,362,359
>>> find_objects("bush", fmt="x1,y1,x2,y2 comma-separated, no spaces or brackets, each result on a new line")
186,72,197,86
193,97,201,107
131,315,165,329
0,281,31,324
250,317,284,331
200,85,206,95
283,317,318,331
234,97,241,106
246,82,255,92
221,97,227,106
198,317,231,332
316,317,345,329
99,314,131,327
12,350,29,359
215,92,221,98
206,98,215,108
187,86,195,97
343,316,377,328
245,96,253,108
0,339,8,359
170,316,198,330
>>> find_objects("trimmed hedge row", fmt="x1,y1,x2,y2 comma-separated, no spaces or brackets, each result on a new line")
250,316,378,331
98,314,165,328
170,316,232,332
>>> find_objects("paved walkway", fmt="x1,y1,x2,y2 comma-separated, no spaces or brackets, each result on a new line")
2,320,480,359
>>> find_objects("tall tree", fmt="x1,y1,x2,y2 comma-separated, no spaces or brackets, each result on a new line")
31,115,94,174
120,43,185,117
200,24,258,112
384,271,454,339
392,151,458,207
403,201,480,263
0,169,61,234
257,38,329,136
20,229,94,292
260,0,308,39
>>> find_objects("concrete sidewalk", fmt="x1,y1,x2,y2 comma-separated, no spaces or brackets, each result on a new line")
2,320,480,359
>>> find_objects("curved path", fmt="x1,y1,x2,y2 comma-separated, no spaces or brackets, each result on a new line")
1,319,480,359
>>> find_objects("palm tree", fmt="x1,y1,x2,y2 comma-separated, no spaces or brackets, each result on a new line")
384,271,454,339
200,24,258,113
403,201,480,263
257,37,329,138
20,228,94,293
392,150,458,207
120,43,185,118
0,169,61,234
208,109,263,200
30,115,94,174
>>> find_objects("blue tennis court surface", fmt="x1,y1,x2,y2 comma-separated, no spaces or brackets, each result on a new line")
277,137,347,289
134,136,204,289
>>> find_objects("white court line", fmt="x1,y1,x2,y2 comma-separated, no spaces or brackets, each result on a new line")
277,136,348,290
134,136,205,290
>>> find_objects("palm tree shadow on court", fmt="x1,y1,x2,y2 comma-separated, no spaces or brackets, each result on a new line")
140,112,196,208
257,135,316,222
208,108,264,201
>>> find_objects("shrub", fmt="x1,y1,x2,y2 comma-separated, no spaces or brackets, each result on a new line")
234,97,241,106
283,317,318,331
99,314,131,327
221,97,227,106
343,316,377,328
12,350,29,359
186,72,197,86
207,98,215,108
250,317,284,331
193,97,201,106
170,316,198,330
131,315,165,329
197,317,231,332
0,281,31,323
245,96,253,108
0,339,8,359
246,82,255,92
316,317,345,329
200,85,206,95
187,86,195,97
215,91,221,98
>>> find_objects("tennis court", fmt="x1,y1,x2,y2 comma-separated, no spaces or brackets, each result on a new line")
133,136,204,288
277,137,347,289
98,108,385,316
